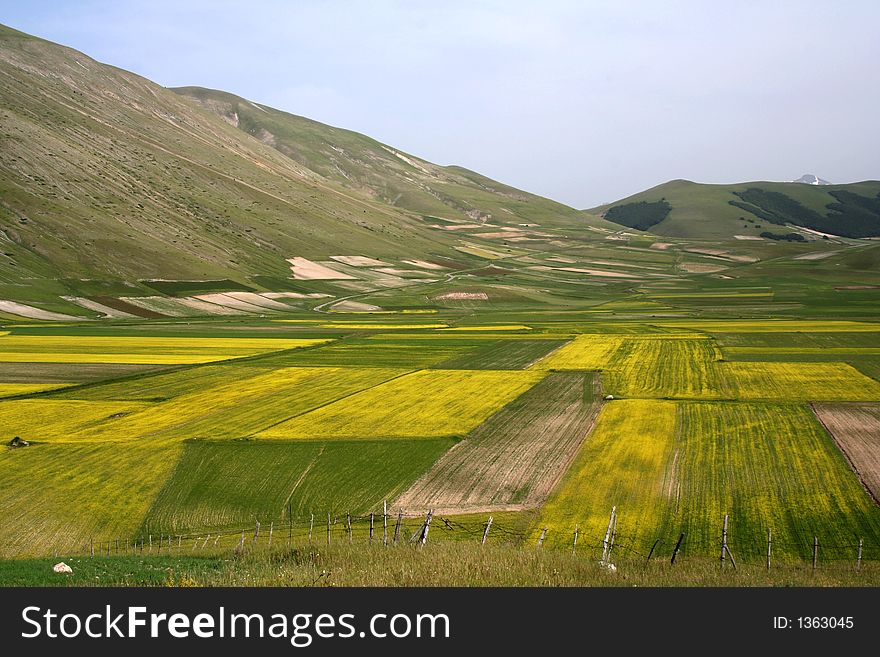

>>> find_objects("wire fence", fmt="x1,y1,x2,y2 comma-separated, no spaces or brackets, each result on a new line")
52,508,879,570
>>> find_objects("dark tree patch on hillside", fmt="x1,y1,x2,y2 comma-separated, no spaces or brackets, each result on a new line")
760,231,806,242
729,188,880,238
604,199,672,231
142,279,254,296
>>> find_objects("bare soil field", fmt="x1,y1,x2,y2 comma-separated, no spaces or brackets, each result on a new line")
393,372,602,513
813,403,880,503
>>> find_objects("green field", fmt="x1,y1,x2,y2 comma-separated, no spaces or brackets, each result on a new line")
141,439,454,534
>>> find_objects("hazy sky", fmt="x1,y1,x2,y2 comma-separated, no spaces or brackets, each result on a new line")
3,0,879,207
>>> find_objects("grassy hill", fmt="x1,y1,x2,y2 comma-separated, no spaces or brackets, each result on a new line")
591,179,880,239
0,23,612,310
173,86,592,230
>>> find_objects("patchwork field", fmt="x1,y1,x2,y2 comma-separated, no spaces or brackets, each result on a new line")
725,362,880,402
604,337,726,398
141,439,454,534
534,334,625,370
0,301,879,570
394,372,602,513
536,400,880,560
63,367,406,443
257,369,545,439
436,339,569,369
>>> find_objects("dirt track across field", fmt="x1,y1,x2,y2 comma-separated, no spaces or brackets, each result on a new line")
394,372,603,514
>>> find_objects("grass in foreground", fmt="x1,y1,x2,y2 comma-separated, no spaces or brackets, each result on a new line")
1,544,877,587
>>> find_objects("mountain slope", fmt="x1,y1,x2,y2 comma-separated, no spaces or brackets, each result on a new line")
172,86,595,230
590,179,880,239
1,23,608,304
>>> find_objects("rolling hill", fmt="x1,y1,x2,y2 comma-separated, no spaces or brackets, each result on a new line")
172,86,589,230
590,179,880,239
0,23,604,307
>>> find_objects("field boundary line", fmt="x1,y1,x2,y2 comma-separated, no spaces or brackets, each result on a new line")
520,372,605,510
811,402,880,508
523,338,573,369
249,368,416,435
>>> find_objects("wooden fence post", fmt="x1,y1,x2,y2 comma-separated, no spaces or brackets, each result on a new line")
720,515,728,566
393,509,403,545
419,510,434,546
370,513,374,544
671,533,685,564
767,528,772,570
601,506,616,562
253,520,260,545
309,513,314,545
347,514,352,543
857,538,863,571
607,512,618,560
213,534,220,548
646,538,660,564
268,522,274,550
537,527,547,548
813,536,819,571
90,538,94,557
481,516,493,546
327,513,331,546
383,501,388,546
202,535,210,549
148,534,152,553
572,525,579,555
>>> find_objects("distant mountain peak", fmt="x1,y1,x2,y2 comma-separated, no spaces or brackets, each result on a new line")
793,174,830,185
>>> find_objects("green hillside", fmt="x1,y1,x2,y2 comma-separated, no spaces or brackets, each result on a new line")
0,25,465,284
591,179,880,239
173,86,593,230
0,23,613,312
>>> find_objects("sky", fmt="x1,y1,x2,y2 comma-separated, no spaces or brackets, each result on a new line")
2,0,879,208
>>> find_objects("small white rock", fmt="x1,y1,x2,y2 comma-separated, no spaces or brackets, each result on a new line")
604,394,614,400
53,562,73,574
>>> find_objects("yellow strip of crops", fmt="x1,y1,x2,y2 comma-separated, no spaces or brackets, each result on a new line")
724,362,880,401
257,369,546,440
319,323,448,330
532,335,626,370
440,325,532,332
536,400,677,548
725,347,880,355
0,383,73,397
604,338,727,399
64,367,406,443
0,443,182,558
653,319,880,332
0,336,330,364
0,399,150,441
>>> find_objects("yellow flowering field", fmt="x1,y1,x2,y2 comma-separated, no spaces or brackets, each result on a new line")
257,369,546,439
